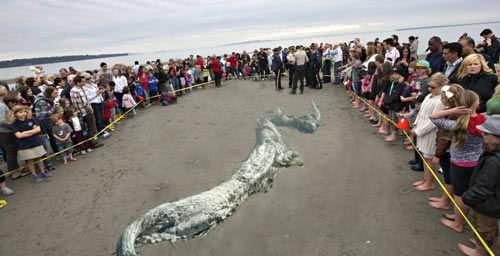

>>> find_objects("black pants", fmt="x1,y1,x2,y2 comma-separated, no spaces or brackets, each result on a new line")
114,92,124,113
312,68,322,89
214,72,222,87
0,132,19,182
274,70,282,90
91,102,105,132
323,59,331,83
292,65,305,93
287,65,295,88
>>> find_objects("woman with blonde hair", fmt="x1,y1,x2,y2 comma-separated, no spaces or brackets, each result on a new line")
455,53,497,113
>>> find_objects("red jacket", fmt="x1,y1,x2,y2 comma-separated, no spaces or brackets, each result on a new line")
228,56,238,68
210,58,222,73
104,99,116,121
139,75,148,90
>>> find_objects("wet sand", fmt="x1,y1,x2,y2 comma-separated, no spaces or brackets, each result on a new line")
0,80,465,256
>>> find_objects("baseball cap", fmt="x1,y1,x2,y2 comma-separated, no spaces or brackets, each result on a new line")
416,60,430,69
476,115,500,136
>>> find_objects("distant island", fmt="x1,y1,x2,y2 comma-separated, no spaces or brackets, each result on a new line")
397,21,500,31
0,53,129,69
222,40,272,46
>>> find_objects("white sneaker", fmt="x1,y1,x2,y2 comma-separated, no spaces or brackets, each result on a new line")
1,187,14,196
101,131,111,138
80,150,86,155
87,148,93,153
438,168,443,174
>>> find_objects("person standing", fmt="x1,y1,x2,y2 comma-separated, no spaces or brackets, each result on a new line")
409,36,419,61
209,55,223,88
426,36,446,74
455,53,497,113
97,62,113,88
443,42,463,80
332,44,344,85
477,29,500,64
310,43,323,89
460,115,500,256
70,76,97,144
0,87,15,195
322,44,333,83
291,46,308,94
271,48,284,91
383,38,400,65
286,46,296,89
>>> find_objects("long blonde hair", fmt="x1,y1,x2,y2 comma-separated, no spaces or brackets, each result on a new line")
454,90,480,148
457,53,493,79
429,72,447,88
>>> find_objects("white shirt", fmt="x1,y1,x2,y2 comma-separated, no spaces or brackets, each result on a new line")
332,47,343,63
384,47,400,65
113,75,127,93
286,52,296,65
414,94,445,155
132,65,140,75
323,48,332,60
71,116,82,132
83,83,103,104
362,54,377,70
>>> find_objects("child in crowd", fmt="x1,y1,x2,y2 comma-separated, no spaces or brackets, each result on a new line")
428,84,464,210
103,90,116,131
52,114,76,164
431,90,486,233
10,105,49,183
121,86,137,117
381,66,407,141
361,62,378,121
460,114,500,256
375,62,393,133
67,106,92,155
410,73,447,191
147,70,159,105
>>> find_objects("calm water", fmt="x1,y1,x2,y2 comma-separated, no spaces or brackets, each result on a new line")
1,22,499,81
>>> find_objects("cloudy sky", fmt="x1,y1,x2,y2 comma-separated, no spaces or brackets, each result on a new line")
1,0,500,60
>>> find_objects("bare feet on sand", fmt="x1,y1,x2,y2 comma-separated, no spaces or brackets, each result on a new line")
440,218,463,232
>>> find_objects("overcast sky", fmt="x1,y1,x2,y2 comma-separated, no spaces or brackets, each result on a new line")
1,0,500,60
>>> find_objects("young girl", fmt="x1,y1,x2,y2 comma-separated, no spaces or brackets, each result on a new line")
10,105,49,183
67,106,92,155
375,62,393,132
431,90,486,233
428,84,464,210
410,73,447,191
52,114,76,164
361,62,378,120
121,86,137,118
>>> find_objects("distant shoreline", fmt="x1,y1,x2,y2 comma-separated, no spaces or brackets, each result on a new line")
397,21,500,31
0,53,129,69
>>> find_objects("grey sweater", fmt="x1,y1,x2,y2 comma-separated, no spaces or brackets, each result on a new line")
0,101,12,133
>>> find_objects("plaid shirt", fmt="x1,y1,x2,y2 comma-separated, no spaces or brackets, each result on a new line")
33,95,54,120
70,86,89,116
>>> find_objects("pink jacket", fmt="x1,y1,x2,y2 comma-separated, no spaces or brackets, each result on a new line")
122,94,137,109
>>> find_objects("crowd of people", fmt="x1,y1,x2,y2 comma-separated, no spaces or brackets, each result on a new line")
336,28,500,255
1,27,500,255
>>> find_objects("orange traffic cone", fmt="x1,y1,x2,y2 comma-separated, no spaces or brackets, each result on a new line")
396,118,410,131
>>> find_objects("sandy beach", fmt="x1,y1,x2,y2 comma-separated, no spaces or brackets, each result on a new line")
0,80,467,256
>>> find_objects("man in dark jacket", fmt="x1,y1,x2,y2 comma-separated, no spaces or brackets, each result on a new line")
271,48,283,91
309,43,323,89
460,115,500,256
443,42,463,80
425,36,445,74
478,29,500,64
460,36,496,71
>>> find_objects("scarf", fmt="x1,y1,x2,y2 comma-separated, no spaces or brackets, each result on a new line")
468,114,486,137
